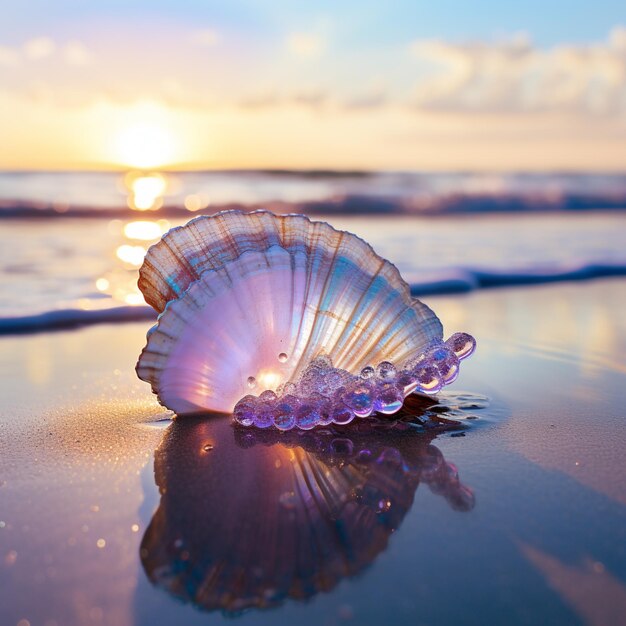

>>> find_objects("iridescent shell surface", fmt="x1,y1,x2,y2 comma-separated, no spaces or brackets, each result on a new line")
136,210,476,426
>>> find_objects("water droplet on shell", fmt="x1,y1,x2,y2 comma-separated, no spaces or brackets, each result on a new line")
376,361,397,382
360,366,375,380
446,332,476,360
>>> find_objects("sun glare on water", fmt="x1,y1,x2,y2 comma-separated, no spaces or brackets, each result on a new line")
124,171,167,210
96,217,174,308
123,220,169,240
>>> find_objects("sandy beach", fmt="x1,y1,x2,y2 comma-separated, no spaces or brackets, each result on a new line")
1,279,625,626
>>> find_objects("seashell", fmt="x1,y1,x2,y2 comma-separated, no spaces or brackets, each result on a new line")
140,415,475,613
136,210,476,427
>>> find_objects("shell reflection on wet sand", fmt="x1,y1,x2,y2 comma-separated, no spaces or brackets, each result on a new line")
140,404,475,614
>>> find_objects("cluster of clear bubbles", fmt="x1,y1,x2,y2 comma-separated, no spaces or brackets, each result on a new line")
234,332,476,431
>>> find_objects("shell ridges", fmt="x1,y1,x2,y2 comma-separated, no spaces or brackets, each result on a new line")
136,210,475,427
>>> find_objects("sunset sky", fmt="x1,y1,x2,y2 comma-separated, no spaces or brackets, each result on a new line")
1,0,625,171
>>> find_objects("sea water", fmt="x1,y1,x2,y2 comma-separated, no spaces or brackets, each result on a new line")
0,170,625,331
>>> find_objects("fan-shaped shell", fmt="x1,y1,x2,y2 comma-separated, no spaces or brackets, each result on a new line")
136,210,474,420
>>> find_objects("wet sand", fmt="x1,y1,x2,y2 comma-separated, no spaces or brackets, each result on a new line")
1,280,625,626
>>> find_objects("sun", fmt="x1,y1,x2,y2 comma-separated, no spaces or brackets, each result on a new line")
99,100,185,169
113,122,178,169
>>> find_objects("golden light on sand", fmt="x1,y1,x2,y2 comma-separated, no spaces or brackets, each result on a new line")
124,172,167,211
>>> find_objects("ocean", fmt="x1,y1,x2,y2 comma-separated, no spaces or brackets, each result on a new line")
1,169,625,332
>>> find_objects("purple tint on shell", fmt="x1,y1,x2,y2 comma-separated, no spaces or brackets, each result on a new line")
310,393,333,426
373,383,404,414
321,370,347,395
439,353,460,381
376,361,397,382
254,403,274,429
396,368,419,394
312,354,333,370
331,403,354,425
259,389,278,403
440,356,460,383
295,403,321,430
273,395,298,431
342,381,375,418
413,364,443,394
233,395,258,427
281,382,297,396
427,346,450,363
426,346,460,384
232,331,476,430
360,366,375,380
446,332,477,360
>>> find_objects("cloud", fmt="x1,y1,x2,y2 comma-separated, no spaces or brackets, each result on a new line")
239,93,280,110
237,90,328,111
286,32,324,58
2,25,625,133
0,37,92,68
23,37,55,60
343,90,387,110
610,25,626,51
63,41,92,66
190,28,220,47
292,89,327,108
409,27,626,115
